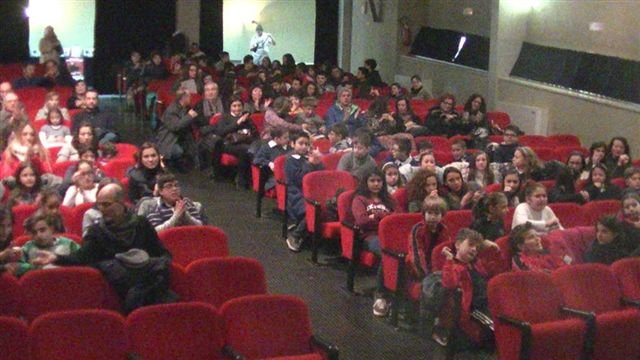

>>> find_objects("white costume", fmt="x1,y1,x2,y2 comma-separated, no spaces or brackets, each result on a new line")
250,30,275,65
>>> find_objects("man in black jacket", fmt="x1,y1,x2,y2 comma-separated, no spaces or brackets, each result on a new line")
72,89,120,144
35,183,170,267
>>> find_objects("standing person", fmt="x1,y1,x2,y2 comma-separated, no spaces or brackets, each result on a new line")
157,88,199,171
249,24,276,65
39,26,62,64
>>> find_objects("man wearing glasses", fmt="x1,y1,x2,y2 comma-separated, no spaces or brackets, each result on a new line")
33,183,170,267
144,173,206,232
490,125,523,163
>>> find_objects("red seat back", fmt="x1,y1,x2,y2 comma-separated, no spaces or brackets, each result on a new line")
157,225,229,267
127,302,224,360
101,158,135,179
442,210,473,238
220,294,315,359
547,134,581,147
392,187,408,212
611,257,640,300
379,213,423,291
486,111,511,129
0,316,28,360
114,143,138,161
13,232,82,247
250,113,265,133
63,202,95,236
320,152,343,170
11,204,38,238
312,138,331,154
582,199,620,225
545,226,595,265
551,263,623,313
51,160,77,177
337,190,357,260
19,267,111,321
0,273,21,316
185,257,267,308
548,203,588,228
273,155,288,211
30,309,128,360
303,171,357,232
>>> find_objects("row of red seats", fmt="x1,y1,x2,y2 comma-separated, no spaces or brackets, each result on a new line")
490,262,640,359
0,295,337,360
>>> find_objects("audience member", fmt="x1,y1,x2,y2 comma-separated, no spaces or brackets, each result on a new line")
172,63,204,94
7,162,44,209
328,123,350,153
35,189,65,233
72,89,119,144
12,63,45,89
409,75,431,100
585,215,634,265
394,97,427,137
407,169,440,213
127,142,165,204
62,160,99,207
324,88,361,136
337,131,376,181
285,131,324,252
510,222,567,271
157,88,199,171
471,192,508,241
604,136,631,178
262,96,301,139
39,108,71,148
582,163,622,201
462,94,490,149
144,174,206,231
56,122,97,163
623,167,640,197
67,80,87,110
382,162,403,195
501,168,524,207
1,122,50,177
512,182,563,234
253,128,289,191
490,125,521,163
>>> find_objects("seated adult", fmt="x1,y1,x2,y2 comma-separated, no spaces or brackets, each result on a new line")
82,177,120,236
363,96,404,136
0,81,13,108
127,142,165,204
72,89,119,144
57,122,97,163
141,174,206,232
1,123,51,178
42,59,74,87
67,80,87,110
262,96,301,140
0,92,28,151
157,88,199,171
213,96,258,189
324,88,362,137
36,183,171,266
172,63,204,94
194,82,224,171
12,63,46,89
425,94,463,137
409,75,431,100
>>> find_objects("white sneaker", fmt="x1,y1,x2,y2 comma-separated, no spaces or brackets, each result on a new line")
373,298,390,317
286,234,303,252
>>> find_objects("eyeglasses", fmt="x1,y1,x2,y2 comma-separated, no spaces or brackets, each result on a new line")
163,182,180,190
442,101,454,106
504,132,517,137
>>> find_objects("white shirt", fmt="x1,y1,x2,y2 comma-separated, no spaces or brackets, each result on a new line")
511,203,563,234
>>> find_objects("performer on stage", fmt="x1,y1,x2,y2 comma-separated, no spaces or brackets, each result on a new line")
250,23,276,65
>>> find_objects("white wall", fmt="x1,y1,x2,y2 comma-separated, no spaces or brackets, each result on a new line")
222,0,316,63
348,0,398,83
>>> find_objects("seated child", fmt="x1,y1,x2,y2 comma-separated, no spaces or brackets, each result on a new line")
407,169,440,213
510,222,568,272
328,123,350,153
438,228,498,344
62,160,99,207
35,189,65,233
39,108,71,148
253,128,290,191
285,131,324,252
337,131,377,181
382,162,403,195
406,196,451,281
512,182,563,234
145,174,206,232
97,142,119,167
400,151,443,184
582,163,622,202
441,167,478,210
295,97,325,139
0,206,20,272
501,168,524,207
489,125,521,163
471,192,508,241
617,193,640,256
450,139,473,164
12,213,80,276
585,215,635,265
622,167,640,197
384,137,415,168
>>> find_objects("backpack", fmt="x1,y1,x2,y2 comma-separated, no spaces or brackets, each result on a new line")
420,271,445,320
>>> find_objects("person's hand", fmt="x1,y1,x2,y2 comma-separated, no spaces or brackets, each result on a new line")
188,109,198,118
237,113,250,125
503,185,513,193
0,247,22,262
461,191,474,207
619,154,630,166
318,126,326,134
268,161,275,171
30,251,57,266
301,123,311,132
369,214,376,219
264,98,273,108
592,152,604,164
546,217,559,228
472,191,483,202
175,199,186,217
580,190,590,201
482,240,500,252
4,263,19,275
428,189,439,198
72,170,83,186
442,246,454,261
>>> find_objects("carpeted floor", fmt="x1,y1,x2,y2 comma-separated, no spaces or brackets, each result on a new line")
110,97,495,360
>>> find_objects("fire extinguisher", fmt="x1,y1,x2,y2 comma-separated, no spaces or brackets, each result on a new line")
400,16,411,46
